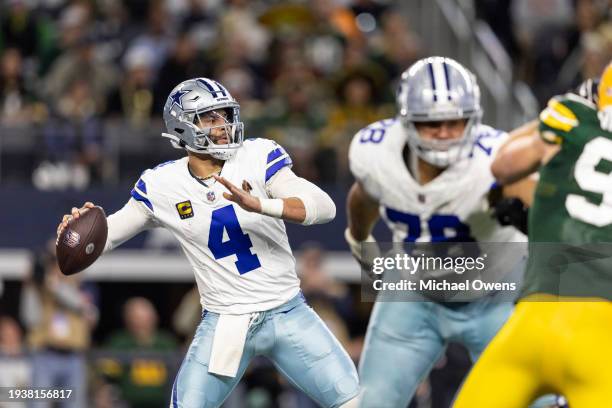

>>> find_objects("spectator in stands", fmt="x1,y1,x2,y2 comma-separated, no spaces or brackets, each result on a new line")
0,316,31,406
317,69,391,181
0,48,41,125
126,0,173,75
172,286,201,347
576,28,612,85
19,240,99,408
153,31,211,115
0,0,43,58
104,297,178,408
38,2,92,76
43,32,118,113
371,10,422,84
174,0,220,50
39,77,106,189
107,46,157,127
220,0,271,66
257,80,327,180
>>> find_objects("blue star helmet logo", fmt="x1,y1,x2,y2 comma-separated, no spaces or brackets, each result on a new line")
169,89,190,109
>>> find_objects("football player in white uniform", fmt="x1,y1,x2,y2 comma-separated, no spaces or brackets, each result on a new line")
58,78,359,408
345,57,554,407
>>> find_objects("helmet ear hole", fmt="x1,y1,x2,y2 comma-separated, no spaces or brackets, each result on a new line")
174,128,184,134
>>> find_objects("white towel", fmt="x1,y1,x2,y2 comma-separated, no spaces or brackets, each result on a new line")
208,314,251,377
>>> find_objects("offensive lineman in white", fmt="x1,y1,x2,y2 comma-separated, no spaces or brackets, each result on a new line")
345,57,555,407
57,78,359,407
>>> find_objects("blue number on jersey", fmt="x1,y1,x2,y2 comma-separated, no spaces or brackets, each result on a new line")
385,208,421,241
428,214,475,242
471,129,504,157
359,119,396,144
209,205,261,274
385,208,475,242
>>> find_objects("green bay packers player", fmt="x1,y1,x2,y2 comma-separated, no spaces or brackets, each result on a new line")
453,63,612,407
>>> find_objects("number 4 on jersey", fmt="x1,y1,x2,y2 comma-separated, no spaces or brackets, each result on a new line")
209,205,261,274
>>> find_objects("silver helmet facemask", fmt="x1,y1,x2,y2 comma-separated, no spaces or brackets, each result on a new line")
162,78,244,161
397,57,482,167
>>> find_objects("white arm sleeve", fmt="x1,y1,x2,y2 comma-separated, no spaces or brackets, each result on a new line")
103,198,157,253
265,167,336,225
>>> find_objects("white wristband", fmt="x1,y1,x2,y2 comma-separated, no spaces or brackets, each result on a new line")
260,198,284,218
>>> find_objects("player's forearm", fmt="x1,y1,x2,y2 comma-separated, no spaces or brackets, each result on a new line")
261,194,335,225
347,182,379,240
502,174,537,207
276,197,307,223
491,121,544,185
104,199,155,253
265,168,336,225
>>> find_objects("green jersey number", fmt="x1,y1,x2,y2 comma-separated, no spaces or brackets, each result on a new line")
565,137,612,227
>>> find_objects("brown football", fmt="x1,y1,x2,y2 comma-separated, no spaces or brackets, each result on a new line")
56,206,108,276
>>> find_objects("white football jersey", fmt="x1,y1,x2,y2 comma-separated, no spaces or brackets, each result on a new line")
131,138,300,314
349,119,525,244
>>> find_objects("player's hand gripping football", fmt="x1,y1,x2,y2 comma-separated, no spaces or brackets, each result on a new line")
56,202,95,239
213,175,262,213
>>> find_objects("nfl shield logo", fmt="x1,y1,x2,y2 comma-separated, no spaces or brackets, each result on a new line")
206,191,216,202
63,229,81,248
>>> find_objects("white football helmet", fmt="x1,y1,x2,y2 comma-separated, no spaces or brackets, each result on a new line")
397,57,482,167
162,78,244,160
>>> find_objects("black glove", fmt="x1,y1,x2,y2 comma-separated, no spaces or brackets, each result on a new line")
492,197,528,234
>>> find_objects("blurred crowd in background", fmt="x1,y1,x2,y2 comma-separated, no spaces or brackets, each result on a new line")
1,0,609,188
0,0,611,407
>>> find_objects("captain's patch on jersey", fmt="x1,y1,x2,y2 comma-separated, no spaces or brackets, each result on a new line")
176,200,194,219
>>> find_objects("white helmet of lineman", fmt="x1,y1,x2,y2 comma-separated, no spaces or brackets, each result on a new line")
397,56,482,167
162,77,244,161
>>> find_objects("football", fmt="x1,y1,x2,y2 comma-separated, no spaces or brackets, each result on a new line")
56,206,108,276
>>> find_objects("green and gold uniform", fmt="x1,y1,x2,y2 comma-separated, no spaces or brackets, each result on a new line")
454,93,612,408
522,93,612,300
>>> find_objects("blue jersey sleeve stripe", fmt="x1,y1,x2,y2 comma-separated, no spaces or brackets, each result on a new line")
265,157,293,182
266,152,289,167
136,178,147,194
131,188,154,211
267,148,285,164
266,153,290,170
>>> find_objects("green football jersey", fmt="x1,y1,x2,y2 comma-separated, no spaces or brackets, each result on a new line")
521,93,612,300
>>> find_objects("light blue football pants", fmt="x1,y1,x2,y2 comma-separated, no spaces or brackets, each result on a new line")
358,298,557,408
170,293,359,408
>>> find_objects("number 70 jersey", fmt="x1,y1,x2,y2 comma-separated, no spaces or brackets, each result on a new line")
130,138,300,314
349,119,525,243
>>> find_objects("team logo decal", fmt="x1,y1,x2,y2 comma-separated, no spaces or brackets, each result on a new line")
169,89,190,109
175,200,194,219
206,191,216,202
63,229,80,248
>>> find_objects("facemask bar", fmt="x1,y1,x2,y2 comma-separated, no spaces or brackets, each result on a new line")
402,112,481,167
190,106,244,152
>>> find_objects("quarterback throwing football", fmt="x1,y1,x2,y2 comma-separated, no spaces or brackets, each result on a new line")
58,78,359,408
